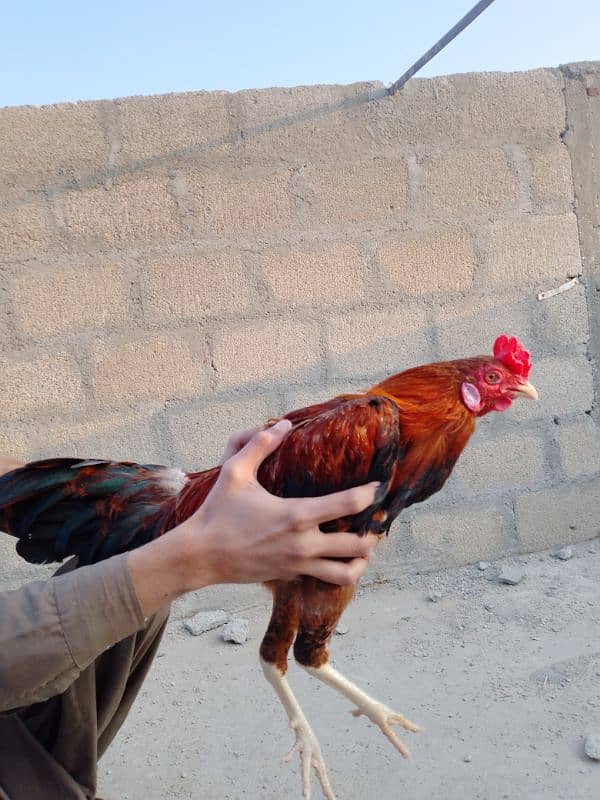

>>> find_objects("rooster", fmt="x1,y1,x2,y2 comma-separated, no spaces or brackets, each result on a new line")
0,335,536,799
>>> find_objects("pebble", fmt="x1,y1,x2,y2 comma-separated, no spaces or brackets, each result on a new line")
584,734,600,760
184,610,228,636
497,567,525,586
428,591,444,603
335,622,350,635
221,617,250,644
478,561,490,571
463,754,472,763
555,547,573,561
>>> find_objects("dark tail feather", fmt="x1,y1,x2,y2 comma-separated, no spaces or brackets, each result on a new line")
0,458,180,565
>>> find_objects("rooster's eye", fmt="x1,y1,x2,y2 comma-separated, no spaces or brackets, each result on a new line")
485,372,501,384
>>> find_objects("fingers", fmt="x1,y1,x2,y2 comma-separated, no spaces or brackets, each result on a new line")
219,423,268,464
314,532,379,559
228,418,292,477
304,555,370,586
295,482,380,527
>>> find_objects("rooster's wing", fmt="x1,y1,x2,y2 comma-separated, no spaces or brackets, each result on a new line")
259,395,404,535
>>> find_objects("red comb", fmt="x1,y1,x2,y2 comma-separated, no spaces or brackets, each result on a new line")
493,335,531,379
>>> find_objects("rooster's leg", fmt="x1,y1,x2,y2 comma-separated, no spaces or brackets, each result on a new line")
302,662,421,758
293,578,421,760
261,660,336,800
260,581,336,800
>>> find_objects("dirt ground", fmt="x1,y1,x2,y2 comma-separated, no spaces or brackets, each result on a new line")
99,538,600,800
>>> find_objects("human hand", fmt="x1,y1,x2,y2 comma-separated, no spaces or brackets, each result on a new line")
218,422,274,464
181,419,379,588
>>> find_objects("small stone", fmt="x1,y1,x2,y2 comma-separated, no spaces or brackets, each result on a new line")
584,734,600,760
497,567,525,586
335,623,350,635
184,610,228,636
478,561,490,571
463,754,472,763
555,546,573,561
483,603,493,612
221,617,249,644
428,591,443,603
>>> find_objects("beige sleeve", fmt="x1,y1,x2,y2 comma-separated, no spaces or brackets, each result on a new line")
0,554,146,713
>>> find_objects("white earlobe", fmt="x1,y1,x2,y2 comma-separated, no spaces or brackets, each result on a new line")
461,382,482,413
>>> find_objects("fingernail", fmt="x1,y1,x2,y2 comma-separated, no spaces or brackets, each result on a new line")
272,418,292,433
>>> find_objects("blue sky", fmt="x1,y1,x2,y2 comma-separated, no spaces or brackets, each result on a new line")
1,0,598,108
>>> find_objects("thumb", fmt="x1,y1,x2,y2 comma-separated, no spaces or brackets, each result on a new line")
235,418,292,476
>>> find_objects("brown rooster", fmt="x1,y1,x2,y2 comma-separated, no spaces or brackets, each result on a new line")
0,335,537,799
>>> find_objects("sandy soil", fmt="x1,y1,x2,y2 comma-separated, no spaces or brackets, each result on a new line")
99,539,600,800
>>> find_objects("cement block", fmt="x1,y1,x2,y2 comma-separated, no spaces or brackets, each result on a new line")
140,249,254,323
54,418,163,464
0,351,83,421
234,82,384,164
378,227,475,295
375,77,466,146
557,416,600,478
91,334,210,407
169,395,276,471
260,243,366,305
0,426,31,461
423,149,517,210
305,157,407,225
15,410,158,462
326,305,431,380
485,214,582,288
433,293,532,361
211,318,322,388
117,91,232,163
410,504,510,569
62,175,180,248
0,101,108,183
0,197,53,260
533,283,589,349
453,429,547,493
515,477,600,550
511,355,594,422
458,69,566,142
11,261,129,337
528,144,574,212
186,170,293,235
282,381,366,414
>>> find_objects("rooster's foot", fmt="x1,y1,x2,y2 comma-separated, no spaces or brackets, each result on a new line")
350,701,421,758
283,715,336,800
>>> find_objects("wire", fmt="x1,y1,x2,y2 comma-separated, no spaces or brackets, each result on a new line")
388,0,498,95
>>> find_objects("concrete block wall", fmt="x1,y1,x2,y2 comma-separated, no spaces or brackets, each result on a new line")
1,64,599,586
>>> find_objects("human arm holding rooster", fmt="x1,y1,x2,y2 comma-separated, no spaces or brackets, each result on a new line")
0,420,378,713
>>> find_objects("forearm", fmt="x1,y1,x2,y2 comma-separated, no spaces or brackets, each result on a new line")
126,521,214,617
0,554,145,713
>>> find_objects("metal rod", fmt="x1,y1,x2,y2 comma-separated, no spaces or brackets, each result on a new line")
388,0,498,95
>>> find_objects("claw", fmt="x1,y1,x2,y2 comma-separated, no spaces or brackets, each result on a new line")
282,717,336,800
351,704,421,758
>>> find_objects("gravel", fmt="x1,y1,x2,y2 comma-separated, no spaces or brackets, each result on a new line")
335,622,349,635
584,734,600,761
221,617,250,644
555,546,574,561
497,567,525,585
184,610,228,636
427,591,444,603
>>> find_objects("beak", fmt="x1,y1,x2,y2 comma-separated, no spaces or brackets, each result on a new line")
513,381,538,401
